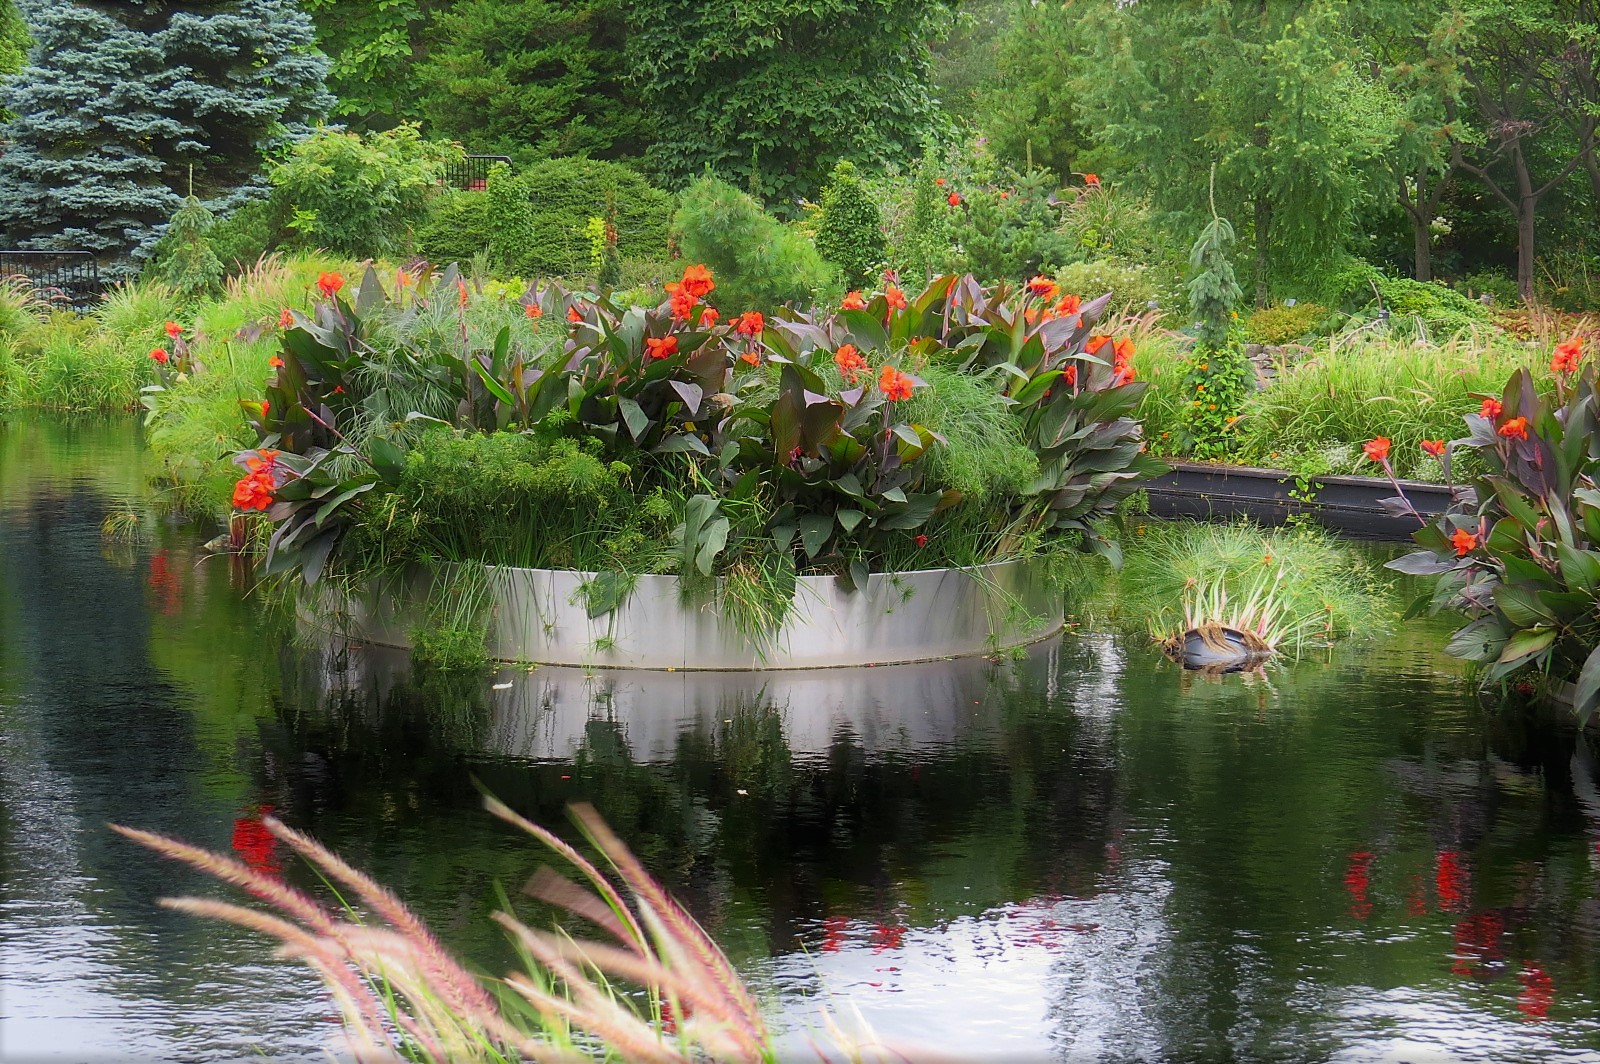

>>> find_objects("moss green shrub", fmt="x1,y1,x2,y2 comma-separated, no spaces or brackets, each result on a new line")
204,200,282,274
1244,302,1326,345
815,160,885,290
485,162,535,273
519,157,674,277
673,176,836,312
416,191,495,268
1458,269,1519,308
1054,259,1162,312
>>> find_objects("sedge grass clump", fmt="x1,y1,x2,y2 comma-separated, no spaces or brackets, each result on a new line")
1080,519,1392,654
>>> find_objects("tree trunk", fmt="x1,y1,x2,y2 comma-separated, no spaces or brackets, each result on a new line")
1253,196,1271,309
1413,219,1433,283
1517,199,1536,304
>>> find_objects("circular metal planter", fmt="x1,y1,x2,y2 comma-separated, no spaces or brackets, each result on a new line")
345,558,1062,670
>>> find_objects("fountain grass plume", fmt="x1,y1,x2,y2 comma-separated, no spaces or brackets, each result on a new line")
113,799,787,1064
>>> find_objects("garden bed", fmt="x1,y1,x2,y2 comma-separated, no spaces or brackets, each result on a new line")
337,558,1062,670
1144,461,1453,540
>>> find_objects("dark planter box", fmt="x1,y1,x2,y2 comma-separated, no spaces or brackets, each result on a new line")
1144,462,1454,541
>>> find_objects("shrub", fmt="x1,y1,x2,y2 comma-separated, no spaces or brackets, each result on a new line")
814,161,886,290
1459,269,1520,308
1327,259,1493,335
949,168,1071,282
1244,302,1326,345
1054,260,1162,315
269,125,461,258
159,194,224,298
416,191,495,268
1178,339,1252,460
202,199,282,274
518,158,673,277
485,163,534,273
673,177,835,312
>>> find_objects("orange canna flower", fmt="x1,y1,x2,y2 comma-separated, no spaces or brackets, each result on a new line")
457,279,469,308
1063,364,1078,387
699,307,720,326
1498,416,1529,440
1083,173,1100,187
1451,527,1479,556
231,469,276,512
1026,275,1061,301
1552,336,1583,373
947,192,962,207
1421,439,1447,458
268,355,284,369
666,282,698,320
524,302,542,319
1479,397,1503,419
1363,437,1391,462
644,335,679,360
834,343,866,382
164,320,182,339
149,347,169,364
1112,337,1135,364
841,291,868,311
1113,364,1137,386
915,534,929,548
1056,293,1081,317
740,348,760,366
396,269,411,288
678,263,715,299
885,285,907,311
278,307,294,328
260,400,270,415
1085,335,1112,356
734,311,764,337
878,364,915,402
316,271,345,298
935,178,946,186
568,305,584,323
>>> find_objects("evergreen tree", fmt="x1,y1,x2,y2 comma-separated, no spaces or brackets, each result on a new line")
815,161,885,291
0,0,331,274
628,0,947,208
416,0,648,160
161,181,224,297
0,1,26,77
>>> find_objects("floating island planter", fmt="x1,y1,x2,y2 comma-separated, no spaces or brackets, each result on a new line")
229,264,1165,669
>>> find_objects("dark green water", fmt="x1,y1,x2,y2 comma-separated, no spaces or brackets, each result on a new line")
4,417,1600,1063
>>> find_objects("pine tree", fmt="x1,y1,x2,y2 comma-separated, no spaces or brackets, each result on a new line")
161,180,224,297
0,0,331,275
814,160,885,291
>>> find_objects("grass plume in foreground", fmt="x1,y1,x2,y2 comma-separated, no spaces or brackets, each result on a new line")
113,800,922,1063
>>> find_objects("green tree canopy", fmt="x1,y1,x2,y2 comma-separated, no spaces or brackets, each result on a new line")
628,0,949,208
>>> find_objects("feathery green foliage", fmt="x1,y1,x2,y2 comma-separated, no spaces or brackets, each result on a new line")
673,177,835,312
815,160,886,291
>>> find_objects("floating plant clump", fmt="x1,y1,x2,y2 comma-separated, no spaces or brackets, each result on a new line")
1159,569,1299,671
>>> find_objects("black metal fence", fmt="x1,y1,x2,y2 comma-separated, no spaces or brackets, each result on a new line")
0,250,103,311
440,154,513,191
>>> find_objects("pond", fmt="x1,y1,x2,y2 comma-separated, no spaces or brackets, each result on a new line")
3,416,1600,1063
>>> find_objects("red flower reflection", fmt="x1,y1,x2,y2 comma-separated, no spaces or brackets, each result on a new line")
1518,962,1554,1020
231,806,281,877
1343,850,1373,920
1435,850,1467,912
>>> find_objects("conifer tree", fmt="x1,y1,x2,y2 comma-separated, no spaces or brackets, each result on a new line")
815,160,885,291
0,0,331,275
161,180,224,297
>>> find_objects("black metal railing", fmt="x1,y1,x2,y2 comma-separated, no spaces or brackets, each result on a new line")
440,154,513,191
0,250,102,311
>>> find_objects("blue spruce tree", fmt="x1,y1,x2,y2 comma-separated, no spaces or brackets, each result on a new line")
0,0,331,275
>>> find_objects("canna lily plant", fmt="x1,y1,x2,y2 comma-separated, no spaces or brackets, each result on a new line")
1387,344,1600,721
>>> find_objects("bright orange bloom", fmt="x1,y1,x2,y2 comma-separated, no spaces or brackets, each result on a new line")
1026,275,1061,301
1363,437,1391,462
1112,337,1135,365
1552,336,1583,373
1479,397,1503,419
915,534,929,548
260,400,270,415
568,305,584,323
1085,335,1112,357
1056,293,1081,317
316,271,345,298
734,311,764,337
524,302,542,319
1498,416,1529,440
457,279,469,308
834,343,867,382
699,307,720,326
885,285,907,311
1421,439,1447,458
1083,173,1100,187
935,178,946,187
644,335,679,360
231,470,275,512
841,291,868,311
164,320,182,339
149,347,169,364
1113,364,1137,386
1452,528,1479,556
665,282,698,319
396,269,411,288
268,355,284,369
678,264,715,299
1063,364,1078,387
947,192,962,207
244,448,281,473
878,364,915,402
739,348,760,366
278,307,294,328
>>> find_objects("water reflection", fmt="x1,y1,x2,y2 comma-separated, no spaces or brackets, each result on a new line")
5,417,1600,1062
